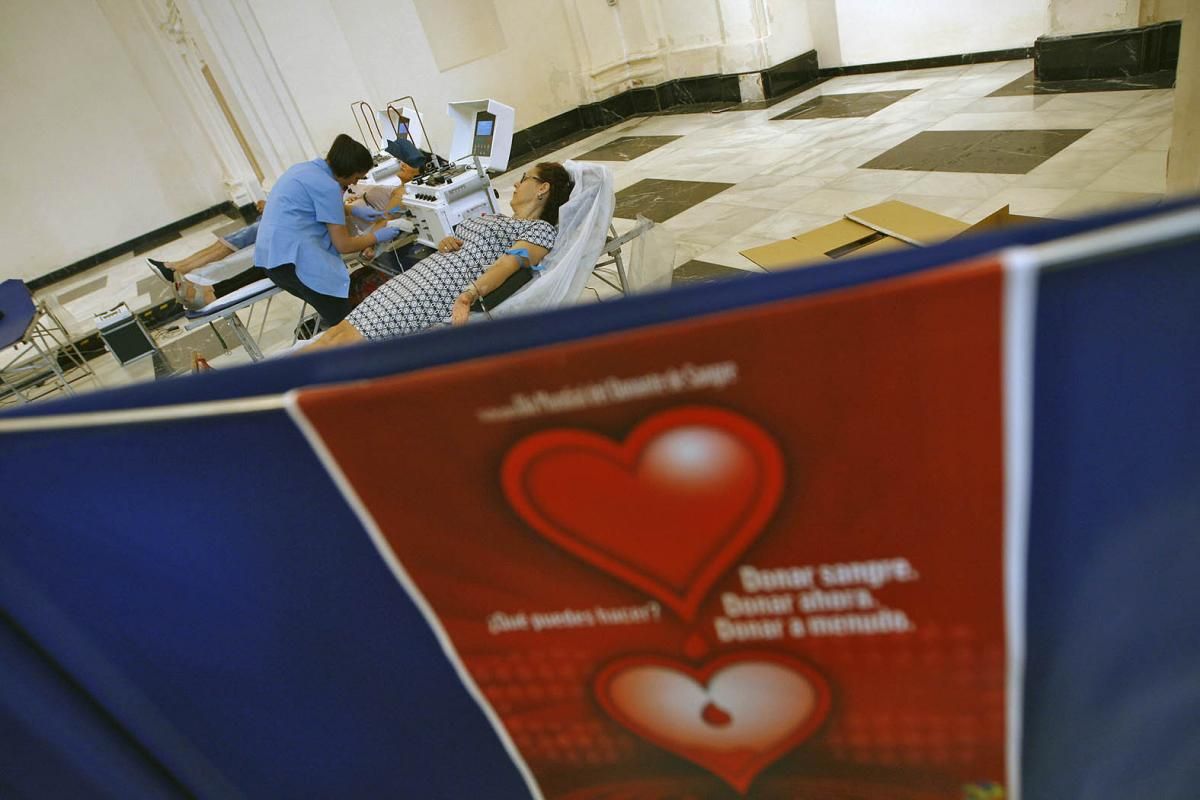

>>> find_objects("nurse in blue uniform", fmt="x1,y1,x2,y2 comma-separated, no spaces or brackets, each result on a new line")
254,134,401,328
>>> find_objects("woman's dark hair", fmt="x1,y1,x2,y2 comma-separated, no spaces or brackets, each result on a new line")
533,162,573,226
326,134,373,179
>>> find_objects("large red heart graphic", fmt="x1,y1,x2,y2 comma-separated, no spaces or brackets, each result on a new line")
501,407,785,619
594,653,832,793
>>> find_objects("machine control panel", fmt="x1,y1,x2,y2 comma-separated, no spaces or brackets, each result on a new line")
471,111,496,157
402,164,494,247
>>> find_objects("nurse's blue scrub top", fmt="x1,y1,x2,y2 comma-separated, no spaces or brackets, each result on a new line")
254,159,349,298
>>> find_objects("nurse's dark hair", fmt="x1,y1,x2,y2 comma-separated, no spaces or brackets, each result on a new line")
533,162,573,226
325,134,373,179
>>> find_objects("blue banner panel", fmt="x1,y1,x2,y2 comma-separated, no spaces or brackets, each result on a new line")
0,615,183,799
0,411,530,798
1023,232,1200,800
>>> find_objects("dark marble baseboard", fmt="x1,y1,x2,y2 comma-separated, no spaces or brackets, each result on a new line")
28,203,238,291
764,50,821,98
818,47,1034,78
509,107,589,164
576,75,741,132
236,202,262,225
1035,20,1181,81
508,53,816,166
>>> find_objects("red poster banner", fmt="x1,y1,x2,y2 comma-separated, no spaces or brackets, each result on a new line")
295,260,1009,799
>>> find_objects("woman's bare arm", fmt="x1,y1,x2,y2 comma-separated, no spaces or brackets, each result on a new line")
450,239,550,325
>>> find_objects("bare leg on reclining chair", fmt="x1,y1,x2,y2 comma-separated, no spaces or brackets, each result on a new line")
168,241,237,276
178,268,269,310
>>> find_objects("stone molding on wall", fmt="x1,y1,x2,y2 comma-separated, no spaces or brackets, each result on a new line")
176,0,317,184
561,0,784,104
119,0,264,207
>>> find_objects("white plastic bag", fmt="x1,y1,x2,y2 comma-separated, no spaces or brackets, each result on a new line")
623,215,675,294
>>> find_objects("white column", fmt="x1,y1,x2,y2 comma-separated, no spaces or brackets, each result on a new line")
98,0,265,206
175,0,317,183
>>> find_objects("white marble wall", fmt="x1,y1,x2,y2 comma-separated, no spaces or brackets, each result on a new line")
0,0,232,281
1048,0,1142,36
824,0,1047,66
565,0,814,101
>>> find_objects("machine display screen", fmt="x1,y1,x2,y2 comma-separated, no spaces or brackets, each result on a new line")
472,111,497,157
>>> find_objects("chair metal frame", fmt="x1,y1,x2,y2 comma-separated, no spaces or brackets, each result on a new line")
0,301,99,405
590,218,656,295
183,283,283,362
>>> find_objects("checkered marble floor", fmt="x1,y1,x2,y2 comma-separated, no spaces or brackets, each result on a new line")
500,58,1171,279
21,57,1174,401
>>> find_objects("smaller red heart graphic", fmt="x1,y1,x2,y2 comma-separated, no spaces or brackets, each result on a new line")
594,653,832,794
501,407,784,620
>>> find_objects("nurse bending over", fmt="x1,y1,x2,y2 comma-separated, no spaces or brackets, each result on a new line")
307,161,573,350
255,134,403,328
165,141,428,312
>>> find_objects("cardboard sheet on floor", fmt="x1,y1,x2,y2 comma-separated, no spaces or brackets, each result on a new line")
741,201,1043,271
846,200,971,245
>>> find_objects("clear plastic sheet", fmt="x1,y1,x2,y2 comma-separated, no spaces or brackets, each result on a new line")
623,215,675,294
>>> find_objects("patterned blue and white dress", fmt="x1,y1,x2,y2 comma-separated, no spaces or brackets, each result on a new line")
347,214,556,339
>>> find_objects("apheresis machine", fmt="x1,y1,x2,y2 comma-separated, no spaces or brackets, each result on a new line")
360,99,515,248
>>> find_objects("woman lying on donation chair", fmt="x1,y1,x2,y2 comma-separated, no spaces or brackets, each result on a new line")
306,161,573,350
